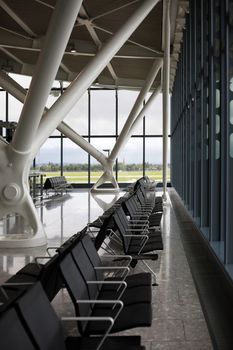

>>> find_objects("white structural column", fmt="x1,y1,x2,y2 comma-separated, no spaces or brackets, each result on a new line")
32,0,160,157
162,0,171,200
0,0,159,246
92,58,162,191
11,0,83,155
0,0,83,247
0,71,108,168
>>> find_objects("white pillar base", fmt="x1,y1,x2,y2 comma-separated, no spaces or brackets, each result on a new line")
0,230,47,248
91,187,121,194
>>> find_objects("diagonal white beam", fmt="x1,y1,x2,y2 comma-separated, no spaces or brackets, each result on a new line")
0,46,23,65
60,61,72,77
31,0,161,160
11,0,83,158
34,0,54,10
92,82,162,191
0,70,108,167
0,0,37,38
109,58,162,162
0,41,159,59
0,25,32,40
90,0,140,21
79,5,118,82
59,123,108,167
127,84,161,139
92,23,163,55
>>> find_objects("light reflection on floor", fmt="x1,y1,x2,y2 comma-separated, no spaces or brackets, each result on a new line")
0,189,213,349
0,189,123,280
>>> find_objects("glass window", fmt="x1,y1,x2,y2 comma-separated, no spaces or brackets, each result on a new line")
8,95,23,122
145,93,163,135
118,90,142,135
63,91,88,136
145,137,170,181
35,138,61,177
90,137,116,183
9,73,32,89
63,138,88,183
117,137,143,183
91,90,115,135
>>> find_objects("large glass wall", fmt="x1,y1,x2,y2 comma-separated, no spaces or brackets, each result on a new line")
171,0,233,276
0,74,169,186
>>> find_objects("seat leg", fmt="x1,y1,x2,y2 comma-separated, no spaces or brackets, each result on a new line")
141,260,158,286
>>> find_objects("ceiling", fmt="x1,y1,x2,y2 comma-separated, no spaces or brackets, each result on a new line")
0,0,189,90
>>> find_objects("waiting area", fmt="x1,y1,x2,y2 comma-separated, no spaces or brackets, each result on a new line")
1,0,233,349
0,179,213,350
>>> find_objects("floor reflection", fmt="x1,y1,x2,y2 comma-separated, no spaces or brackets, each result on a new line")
0,189,124,282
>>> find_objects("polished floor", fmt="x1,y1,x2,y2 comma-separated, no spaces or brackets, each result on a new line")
0,189,213,349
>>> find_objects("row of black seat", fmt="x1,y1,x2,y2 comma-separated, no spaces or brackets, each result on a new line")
43,176,72,194
0,231,152,349
0,176,163,349
88,177,164,270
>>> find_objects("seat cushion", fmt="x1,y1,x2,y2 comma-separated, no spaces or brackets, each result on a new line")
86,302,152,334
99,283,152,305
66,335,145,350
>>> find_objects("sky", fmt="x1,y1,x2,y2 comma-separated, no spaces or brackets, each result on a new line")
5,73,170,165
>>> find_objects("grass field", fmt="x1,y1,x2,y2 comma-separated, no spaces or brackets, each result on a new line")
41,170,170,183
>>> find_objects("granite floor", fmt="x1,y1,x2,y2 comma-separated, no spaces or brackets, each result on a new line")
0,189,214,349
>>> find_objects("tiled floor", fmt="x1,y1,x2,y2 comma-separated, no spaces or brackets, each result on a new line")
0,189,213,349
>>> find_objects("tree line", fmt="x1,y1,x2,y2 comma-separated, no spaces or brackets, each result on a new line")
36,162,166,172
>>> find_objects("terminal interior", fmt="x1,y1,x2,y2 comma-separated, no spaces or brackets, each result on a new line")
0,1,233,349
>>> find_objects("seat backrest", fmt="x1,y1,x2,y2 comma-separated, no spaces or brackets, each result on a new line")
71,242,100,299
43,177,52,189
113,210,130,252
94,214,114,250
60,253,91,334
132,192,145,210
0,307,35,349
81,235,104,281
61,176,67,184
127,197,137,216
117,207,130,228
39,253,63,301
136,190,146,206
16,282,66,350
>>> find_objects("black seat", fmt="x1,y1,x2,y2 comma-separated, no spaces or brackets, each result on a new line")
0,308,35,349
125,195,162,228
113,207,163,255
71,238,152,305
60,253,152,335
81,234,152,288
15,282,145,350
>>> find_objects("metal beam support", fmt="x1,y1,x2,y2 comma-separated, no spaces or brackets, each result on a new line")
11,0,83,156
90,0,140,22
162,0,171,200
32,0,160,158
110,59,162,161
0,0,83,247
79,5,118,83
127,85,161,138
92,59,162,191
0,0,37,37
92,83,161,191
0,70,108,167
